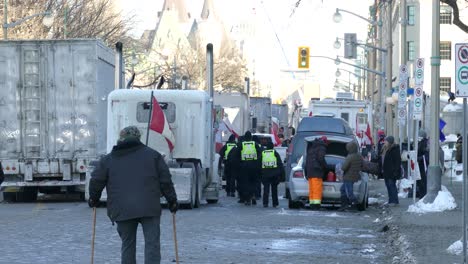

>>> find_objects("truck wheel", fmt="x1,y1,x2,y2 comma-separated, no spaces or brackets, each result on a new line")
194,164,202,208
206,199,218,204
3,192,17,202
17,187,38,202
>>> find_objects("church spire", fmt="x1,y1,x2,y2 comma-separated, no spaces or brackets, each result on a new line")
161,0,191,23
201,0,217,20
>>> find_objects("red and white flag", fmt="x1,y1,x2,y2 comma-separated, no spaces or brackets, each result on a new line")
222,117,239,138
271,117,281,146
365,123,373,145
150,95,175,152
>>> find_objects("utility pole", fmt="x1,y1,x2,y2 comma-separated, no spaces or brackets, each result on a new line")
385,1,393,139
424,0,441,204
3,0,7,40
401,0,408,148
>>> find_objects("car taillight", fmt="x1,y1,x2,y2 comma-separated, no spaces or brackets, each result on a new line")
293,170,304,178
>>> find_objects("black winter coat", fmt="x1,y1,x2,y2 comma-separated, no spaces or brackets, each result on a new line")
88,139,177,222
260,150,285,182
381,144,402,180
0,162,4,185
305,139,327,179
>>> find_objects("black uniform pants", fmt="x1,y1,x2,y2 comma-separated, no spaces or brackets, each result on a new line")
224,165,236,194
262,176,279,206
238,168,258,202
116,216,161,264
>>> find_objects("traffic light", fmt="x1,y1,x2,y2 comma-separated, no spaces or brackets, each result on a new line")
344,33,357,59
298,46,310,69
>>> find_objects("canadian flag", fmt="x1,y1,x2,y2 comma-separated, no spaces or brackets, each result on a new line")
149,95,175,152
222,117,239,138
365,123,373,145
271,117,281,146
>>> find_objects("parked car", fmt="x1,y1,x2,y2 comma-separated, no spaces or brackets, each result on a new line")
287,135,369,211
284,116,355,198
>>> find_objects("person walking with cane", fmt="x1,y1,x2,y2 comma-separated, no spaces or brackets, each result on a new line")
88,126,178,264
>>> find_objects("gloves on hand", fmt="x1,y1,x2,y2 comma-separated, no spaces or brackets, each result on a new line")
88,198,100,208
168,201,179,214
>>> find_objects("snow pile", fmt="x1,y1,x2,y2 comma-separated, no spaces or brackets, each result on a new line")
446,163,463,182
443,103,462,112
398,179,413,198
368,197,381,205
445,134,458,142
407,186,457,214
447,240,463,255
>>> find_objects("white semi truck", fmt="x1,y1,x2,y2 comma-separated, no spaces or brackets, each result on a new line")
0,40,116,202
85,44,220,208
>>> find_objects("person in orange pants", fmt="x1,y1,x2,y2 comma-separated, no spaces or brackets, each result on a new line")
305,136,328,210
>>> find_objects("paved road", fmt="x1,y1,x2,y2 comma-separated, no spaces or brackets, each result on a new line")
0,183,390,264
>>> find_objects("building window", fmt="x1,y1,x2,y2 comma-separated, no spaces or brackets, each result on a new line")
407,6,415,26
440,41,452,60
440,7,452,24
407,41,415,61
440,77,451,93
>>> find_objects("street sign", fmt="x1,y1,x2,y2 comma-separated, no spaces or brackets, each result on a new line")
398,64,408,124
399,64,408,81
398,108,407,125
413,85,423,120
415,58,424,86
455,43,468,97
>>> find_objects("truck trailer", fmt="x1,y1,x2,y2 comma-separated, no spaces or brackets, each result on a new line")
0,40,115,201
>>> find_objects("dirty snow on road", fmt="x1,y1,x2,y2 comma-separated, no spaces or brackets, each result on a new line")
0,191,390,264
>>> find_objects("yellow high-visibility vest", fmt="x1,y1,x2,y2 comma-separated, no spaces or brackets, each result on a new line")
241,141,257,161
262,150,277,168
224,143,236,160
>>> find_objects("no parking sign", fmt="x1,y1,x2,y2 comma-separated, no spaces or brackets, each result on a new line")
456,43,468,97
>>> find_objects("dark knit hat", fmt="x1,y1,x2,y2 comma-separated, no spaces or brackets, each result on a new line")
119,126,141,142
385,136,395,144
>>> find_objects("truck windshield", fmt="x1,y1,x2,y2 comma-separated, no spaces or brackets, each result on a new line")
136,102,176,123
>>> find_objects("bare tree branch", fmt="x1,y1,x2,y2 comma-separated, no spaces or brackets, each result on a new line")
441,0,468,33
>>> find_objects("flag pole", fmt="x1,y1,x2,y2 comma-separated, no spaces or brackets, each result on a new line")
146,90,154,146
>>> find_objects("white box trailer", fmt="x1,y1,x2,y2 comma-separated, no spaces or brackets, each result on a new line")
308,98,372,135
250,97,272,133
96,89,219,208
214,92,250,140
0,40,115,201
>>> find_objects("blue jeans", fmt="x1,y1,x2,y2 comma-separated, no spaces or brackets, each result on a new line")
340,181,356,204
384,178,399,204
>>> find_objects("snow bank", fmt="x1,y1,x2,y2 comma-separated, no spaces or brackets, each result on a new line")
398,179,413,198
443,103,462,112
445,134,458,142
447,240,463,255
407,186,457,214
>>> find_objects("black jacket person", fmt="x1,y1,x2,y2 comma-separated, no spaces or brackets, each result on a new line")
218,134,237,197
88,126,178,263
232,131,262,205
260,142,284,207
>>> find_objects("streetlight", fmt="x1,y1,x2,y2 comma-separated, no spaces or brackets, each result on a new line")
333,6,391,140
3,0,53,40
333,8,380,26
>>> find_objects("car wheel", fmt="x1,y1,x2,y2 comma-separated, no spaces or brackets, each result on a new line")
288,197,301,209
357,194,367,211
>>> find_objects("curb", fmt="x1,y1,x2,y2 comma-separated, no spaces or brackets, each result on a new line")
381,206,417,264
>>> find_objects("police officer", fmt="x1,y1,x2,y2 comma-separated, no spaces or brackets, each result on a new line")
235,131,262,206
219,134,237,197
260,142,284,208
252,135,263,200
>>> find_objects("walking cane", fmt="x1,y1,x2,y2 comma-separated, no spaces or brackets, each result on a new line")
172,213,180,264
91,207,97,264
